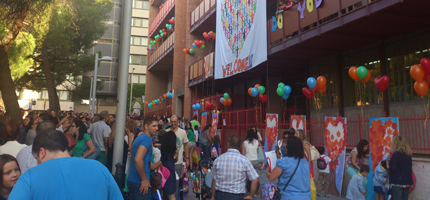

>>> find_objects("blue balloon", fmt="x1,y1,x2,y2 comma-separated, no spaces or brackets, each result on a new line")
284,85,292,95
196,103,201,110
251,88,258,97
282,93,289,100
307,77,317,89
172,17,175,20
220,97,224,104
148,104,152,108
192,43,197,48
192,104,196,110
272,16,277,32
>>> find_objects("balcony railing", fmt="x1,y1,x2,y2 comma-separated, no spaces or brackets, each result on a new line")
188,52,214,86
148,32,175,69
190,0,216,31
150,0,164,7
149,0,175,37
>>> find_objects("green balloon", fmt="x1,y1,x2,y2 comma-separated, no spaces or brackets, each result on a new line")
258,86,265,94
200,45,205,50
356,66,368,79
160,33,164,37
224,93,229,99
278,82,285,89
166,24,169,28
276,88,284,96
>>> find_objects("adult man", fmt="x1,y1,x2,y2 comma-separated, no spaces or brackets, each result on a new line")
190,115,200,131
16,120,56,173
211,135,259,200
128,116,162,200
9,130,122,199
88,110,110,165
167,115,189,197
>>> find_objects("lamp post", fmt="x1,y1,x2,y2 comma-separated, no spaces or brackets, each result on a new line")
90,53,113,119
129,68,135,114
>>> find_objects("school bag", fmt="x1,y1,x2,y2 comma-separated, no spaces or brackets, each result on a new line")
317,156,327,170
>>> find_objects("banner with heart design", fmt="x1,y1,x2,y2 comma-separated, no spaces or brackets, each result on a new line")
211,113,219,138
215,0,267,79
324,117,348,197
290,115,306,132
264,114,278,153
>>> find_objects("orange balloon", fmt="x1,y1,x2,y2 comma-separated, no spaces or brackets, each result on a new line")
222,98,228,106
226,98,232,106
255,84,261,89
248,87,253,96
414,80,428,97
183,48,187,54
212,33,216,39
317,86,326,94
316,76,327,89
209,31,215,38
362,70,371,83
200,40,205,45
410,64,425,81
163,94,167,98
349,67,360,81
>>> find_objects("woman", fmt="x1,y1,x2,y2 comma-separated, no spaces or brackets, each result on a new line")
18,116,32,144
295,129,312,165
0,154,21,200
70,119,95,158
250,126,263,143
25,119,37,145
241,129,265,170
388,136,413,200
266,136,311,199
186,122,196,170
346,139,369,177
276,129,295,158
161,131,179,200
0,122,27,157
199,124,213,164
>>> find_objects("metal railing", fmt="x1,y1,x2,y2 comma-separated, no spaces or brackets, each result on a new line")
147,32,175,69
149,0,175,37
189,0,216,31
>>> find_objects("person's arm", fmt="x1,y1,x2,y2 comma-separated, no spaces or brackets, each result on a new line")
241,142,246,155
358,176,366,197
56,116,68,128
351,151,360,170
244,178,259,199
303,142,311,165
388,152,399,173
207,131,213,143
104,137,108,154
82,139,95,158
266,166,283,181
150,160,162,170
134,145,150,195
211,179,216,200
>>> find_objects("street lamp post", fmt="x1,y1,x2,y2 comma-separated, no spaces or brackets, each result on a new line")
89,77,93,114
90,53,113,119
129,68,135,114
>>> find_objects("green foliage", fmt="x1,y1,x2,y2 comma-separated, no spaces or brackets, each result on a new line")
127,84,146,112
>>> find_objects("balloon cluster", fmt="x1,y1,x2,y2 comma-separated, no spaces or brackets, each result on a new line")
182,48,194,55
302,76,326,100
220,93,232,106
248,84,268,103
192,103,201,110
159,4,164,9
349,66,371,83
192,40,206,50
276,82,292,100
168,17,175,24
410,58,430,97
145,91,173,108
203,31,216,40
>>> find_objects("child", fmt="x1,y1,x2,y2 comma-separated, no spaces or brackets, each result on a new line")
346,165,370,200
246,180,262,200
316,147,331,197
211,135,221,159
150,173,164,200
374,160,389,200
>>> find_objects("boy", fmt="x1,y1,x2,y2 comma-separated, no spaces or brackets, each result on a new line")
316,147,331,197
150,173,163,200
346,165,370,200
374,160,389,200
246,180,261,200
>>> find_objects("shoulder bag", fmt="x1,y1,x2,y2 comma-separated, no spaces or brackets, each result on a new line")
257,143,265,163
272,158,301,200
65,133,77,150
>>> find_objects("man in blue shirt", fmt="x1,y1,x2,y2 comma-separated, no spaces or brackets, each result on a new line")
128,116,162,200
9,130,122,200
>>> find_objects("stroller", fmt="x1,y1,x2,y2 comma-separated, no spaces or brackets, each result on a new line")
191,160,213,200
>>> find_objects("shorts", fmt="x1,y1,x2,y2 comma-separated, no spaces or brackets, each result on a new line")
188,142,196,149
374,186,384,194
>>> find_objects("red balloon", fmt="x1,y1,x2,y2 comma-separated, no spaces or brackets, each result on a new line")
420,58,430,74
425,74,430,86
196,41,202,47
186,48,190,54
302,87,315,99
374,75,390,92
226,98,232,106
362,70,371,83
205,102,212,111
258,94,268,103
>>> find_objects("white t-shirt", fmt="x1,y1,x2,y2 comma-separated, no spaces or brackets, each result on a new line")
0,141,27,157
88,121,111,151
244,139,259,161
167,128,189,165
257,131,262,142
318,155,332,173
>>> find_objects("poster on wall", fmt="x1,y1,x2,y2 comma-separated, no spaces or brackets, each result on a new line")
193,111,199,119
324,117,348,197
214,0,267,79
204,52,214,79
264,114,278,152
290,115,306,132
200,112,207,132
211,113,219,138
367,117,399,200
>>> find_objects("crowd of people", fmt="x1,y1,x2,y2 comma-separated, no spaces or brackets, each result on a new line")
0,110,414,200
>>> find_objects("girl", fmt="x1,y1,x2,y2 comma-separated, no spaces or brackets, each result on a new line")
0,154,21,200
186,122,196,170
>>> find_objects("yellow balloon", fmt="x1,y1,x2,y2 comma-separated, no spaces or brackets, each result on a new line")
307,0,314,12
277,13,283,29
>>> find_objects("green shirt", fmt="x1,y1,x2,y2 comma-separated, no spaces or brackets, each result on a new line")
73,134,91,157
187,129,195,143
190,120,201,131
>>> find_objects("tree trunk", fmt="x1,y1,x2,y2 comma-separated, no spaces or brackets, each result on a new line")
41,45,61,112
0,49,23,124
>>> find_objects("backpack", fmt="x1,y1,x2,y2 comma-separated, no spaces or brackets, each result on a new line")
317,156,327,170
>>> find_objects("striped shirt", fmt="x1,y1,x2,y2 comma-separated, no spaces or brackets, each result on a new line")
212,149,259,194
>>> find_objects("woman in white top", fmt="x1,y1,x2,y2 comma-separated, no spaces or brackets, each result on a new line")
241,129,265,170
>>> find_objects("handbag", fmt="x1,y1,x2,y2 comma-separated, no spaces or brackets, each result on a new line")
65,133,77,150
257,144,265,163
82,137,101,159
272,158,301,200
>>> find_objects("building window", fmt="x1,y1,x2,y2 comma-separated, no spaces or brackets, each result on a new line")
130,36,148,46
133,0,149,9
309,57,339,110
129,55,147,65
129,74,147,84
139,75,146,84
132,18,149,28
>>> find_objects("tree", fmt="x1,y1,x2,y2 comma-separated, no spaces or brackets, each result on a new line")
127,84,146,113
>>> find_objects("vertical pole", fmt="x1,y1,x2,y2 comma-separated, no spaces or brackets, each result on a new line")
129,68,135,114
91,52,99,119
89,77,93,114
113,0,132,173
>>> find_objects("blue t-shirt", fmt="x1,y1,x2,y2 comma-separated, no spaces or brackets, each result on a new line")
128,133,153,183
276,157,311,200
8,157,122,200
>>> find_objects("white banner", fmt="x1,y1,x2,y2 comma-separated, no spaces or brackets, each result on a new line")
215,0,267,79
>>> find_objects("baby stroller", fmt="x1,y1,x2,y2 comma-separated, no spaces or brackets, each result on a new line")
191,160,213,200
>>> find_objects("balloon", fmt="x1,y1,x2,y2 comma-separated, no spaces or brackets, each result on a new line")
414,80,428,97
282,93,289,100
220,97,224,104
159,30,163,34
205,102,212,111
349,66,360,81
362,70,371,83
208,31,215,38
212,33,215,39
192,104,196,110
278,82,285,89
356,66,368,80
200,40,205,45
203,32,209,40
410,64,425,81
183,48,187,54
160,33,164,37
307,77,317,89
248,87,253,97
425,74,430,86
196,103,201,110
251,88,258,97
276,88,284,96
189,48,195,55
223,93,229,99
166,24,169,28
196,41,201,47
200,45,205,50
316,76,326,89
317,86,326,94
222,98,227,106
148,104,152,108
302,87,315,99
192,43,197,48
374,75,390,92
259,94,268,103
284,85,291,95
226,98,232,106
420,58,430,74
258,86,265,94
254,84,261,89
163,94,167,98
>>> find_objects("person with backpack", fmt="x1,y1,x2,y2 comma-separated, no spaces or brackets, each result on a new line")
316,147,338,197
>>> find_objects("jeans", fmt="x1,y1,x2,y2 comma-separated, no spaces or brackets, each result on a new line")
202,145,211,164
391,187,410,200
317,172,329,195
127,181,152,200
214,191,244,200
175,164,183,199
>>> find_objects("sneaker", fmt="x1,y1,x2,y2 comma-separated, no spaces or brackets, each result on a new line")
325,194,331,197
